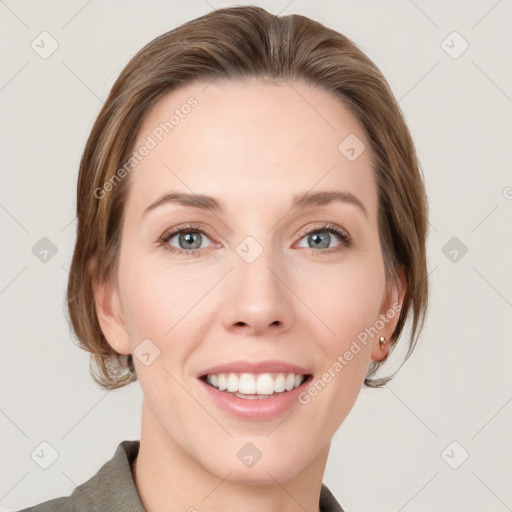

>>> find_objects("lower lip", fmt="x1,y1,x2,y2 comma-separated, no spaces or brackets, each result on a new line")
198,376,312,421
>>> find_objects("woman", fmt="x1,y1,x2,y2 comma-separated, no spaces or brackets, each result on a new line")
19,5,428,511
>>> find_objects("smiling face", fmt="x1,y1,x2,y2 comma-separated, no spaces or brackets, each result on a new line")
95,78,405,483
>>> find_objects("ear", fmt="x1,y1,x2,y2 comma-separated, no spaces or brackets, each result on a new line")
370,265,406,362
90,261,131,355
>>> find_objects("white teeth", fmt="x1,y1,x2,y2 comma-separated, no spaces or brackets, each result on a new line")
273,374,286,393
285,374,295,391
205,372,306,396
256,373,275,394
218,374,227,391
238,373,256,394
227,373,238,392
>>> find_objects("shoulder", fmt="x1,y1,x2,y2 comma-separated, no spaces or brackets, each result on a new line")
15,440,143,512
15,495,74,512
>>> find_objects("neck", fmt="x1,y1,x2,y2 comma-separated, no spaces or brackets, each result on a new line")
132,399,329,512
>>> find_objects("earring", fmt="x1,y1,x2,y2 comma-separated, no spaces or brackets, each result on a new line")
378,336,386,349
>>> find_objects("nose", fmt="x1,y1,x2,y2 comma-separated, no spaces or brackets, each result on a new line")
221,248,295,337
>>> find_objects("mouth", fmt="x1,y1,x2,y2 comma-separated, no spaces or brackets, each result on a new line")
196,360,314,419
199,372,313,400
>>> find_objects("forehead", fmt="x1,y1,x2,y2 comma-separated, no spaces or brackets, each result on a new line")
126,78,377,221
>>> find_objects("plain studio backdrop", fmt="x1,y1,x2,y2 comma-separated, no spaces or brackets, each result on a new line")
1,1,511,511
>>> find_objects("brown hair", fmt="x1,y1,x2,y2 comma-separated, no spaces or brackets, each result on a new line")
66,5,429,390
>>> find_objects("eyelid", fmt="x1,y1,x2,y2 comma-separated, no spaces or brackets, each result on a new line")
295,222,349,239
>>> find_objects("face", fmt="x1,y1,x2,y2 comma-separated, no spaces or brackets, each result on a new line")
95,78,404,483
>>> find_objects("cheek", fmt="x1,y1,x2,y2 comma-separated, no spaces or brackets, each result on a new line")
120,274,175,338
117,250,213,353
298,255,385,342
115,241,165,338
297,260,385,410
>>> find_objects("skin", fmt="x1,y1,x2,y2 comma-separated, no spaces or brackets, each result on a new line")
94,78,406,512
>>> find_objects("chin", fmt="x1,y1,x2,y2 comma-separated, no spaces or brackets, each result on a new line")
196,438,316,485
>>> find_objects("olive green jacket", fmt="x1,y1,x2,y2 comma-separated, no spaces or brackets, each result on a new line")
17,440,345,511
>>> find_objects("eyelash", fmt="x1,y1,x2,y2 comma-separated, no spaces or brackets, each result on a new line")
157,222,353,257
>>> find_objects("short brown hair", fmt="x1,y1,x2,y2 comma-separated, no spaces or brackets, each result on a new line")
66,5,429,390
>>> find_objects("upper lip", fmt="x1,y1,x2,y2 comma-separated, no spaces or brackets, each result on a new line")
197,360,312,378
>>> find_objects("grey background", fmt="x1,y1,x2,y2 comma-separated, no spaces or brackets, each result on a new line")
1,1,511,511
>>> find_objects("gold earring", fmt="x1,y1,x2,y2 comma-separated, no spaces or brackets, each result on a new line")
378,336,386,349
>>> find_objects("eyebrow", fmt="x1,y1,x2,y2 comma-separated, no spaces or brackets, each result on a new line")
142,190,368,220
